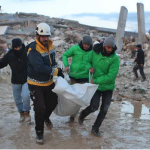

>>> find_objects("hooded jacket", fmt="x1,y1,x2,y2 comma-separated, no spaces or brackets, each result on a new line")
0,44,27,84
89,42,120,91
62,41,92,79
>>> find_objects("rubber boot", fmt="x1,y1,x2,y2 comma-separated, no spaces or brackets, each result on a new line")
24,111,31,123
141,78,146,82
19,112,25,123
44,119,53,129
91,130,103,137
36,130,44,145
78,106,93,125
91,111,107,137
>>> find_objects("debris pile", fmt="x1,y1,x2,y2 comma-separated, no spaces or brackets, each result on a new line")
0,12,150,102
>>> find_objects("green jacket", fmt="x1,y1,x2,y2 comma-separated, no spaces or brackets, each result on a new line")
62,43,92,79
89,48,119,91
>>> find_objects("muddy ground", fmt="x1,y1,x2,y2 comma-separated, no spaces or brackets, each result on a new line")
0,75,150,149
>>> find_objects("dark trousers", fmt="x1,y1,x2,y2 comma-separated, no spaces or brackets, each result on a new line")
133,64,146,79
28,83,58,132
69,76,88,84
81,90,113,131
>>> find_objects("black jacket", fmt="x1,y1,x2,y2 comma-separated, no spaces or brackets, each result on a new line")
135,49,144,65
0,44,27,84
27,40,57,85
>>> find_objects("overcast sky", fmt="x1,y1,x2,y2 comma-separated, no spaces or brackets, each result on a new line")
1,0,150,32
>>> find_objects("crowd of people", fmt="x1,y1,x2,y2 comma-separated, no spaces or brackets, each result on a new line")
0,22,146,145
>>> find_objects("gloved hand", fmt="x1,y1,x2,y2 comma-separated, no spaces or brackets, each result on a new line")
58,68,64,78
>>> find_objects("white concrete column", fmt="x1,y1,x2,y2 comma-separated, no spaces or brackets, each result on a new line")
115,6,128,53
137,3,145,44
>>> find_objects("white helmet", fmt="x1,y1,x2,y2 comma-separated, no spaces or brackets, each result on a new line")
36,23,51,36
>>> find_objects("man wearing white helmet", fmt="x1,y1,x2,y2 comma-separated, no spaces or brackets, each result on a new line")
27,23,64,144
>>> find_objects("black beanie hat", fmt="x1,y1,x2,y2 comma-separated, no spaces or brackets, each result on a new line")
12,38,22,48
136,44,142,49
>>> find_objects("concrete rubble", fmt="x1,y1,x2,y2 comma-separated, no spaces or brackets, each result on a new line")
0,12,150,103
0,26,8,35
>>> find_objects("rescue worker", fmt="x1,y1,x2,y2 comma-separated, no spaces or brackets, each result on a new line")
0,38,31,123
62,35,93,122
27,23,64,144
78,35,120,137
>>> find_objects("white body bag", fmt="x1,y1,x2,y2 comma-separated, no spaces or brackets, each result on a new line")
52,77,98,116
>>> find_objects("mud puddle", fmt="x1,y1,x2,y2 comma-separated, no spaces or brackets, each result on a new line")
121,101,150,120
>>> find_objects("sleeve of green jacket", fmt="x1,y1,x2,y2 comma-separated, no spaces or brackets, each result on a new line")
94,56,119,84
62,46,75,67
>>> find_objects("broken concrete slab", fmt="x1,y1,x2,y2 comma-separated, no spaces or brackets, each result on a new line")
27,20,37,28
50,25,55,34
0,26,8,35
21,27,35,33
51,37,61,41
6,27,35,36
0,43,7,51
0,20,28,26
19,12,38,17
54,30,61,36
61,18,79,28
53,40,65,47
5,39,12,45
0,14,15,22
6,29,30,35
53,24,68,29
135,37,146,44
0,38,6,44
12,25,21,31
